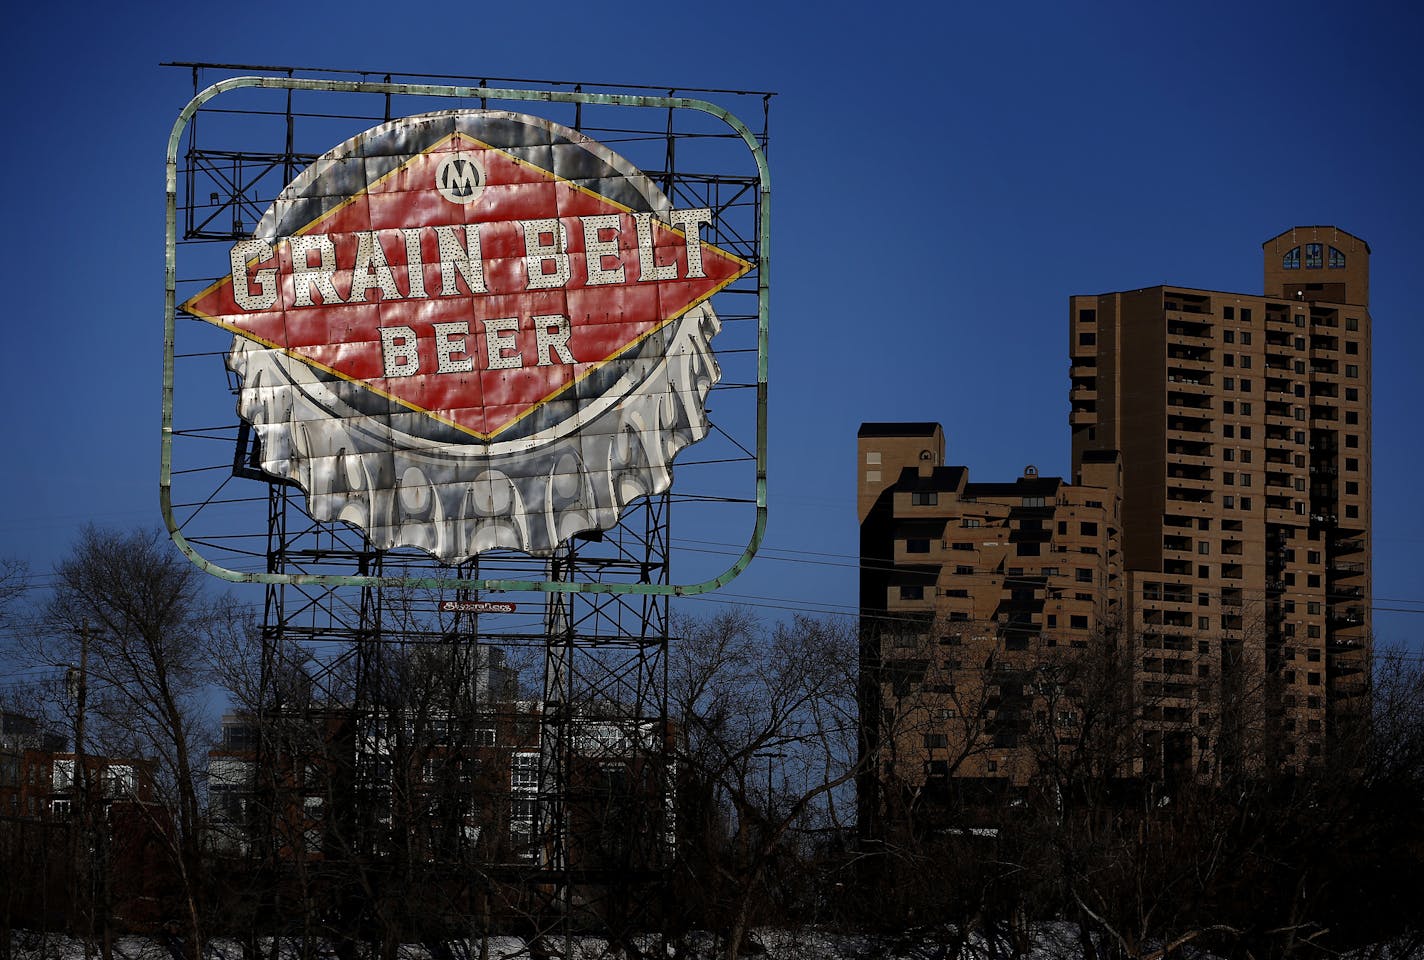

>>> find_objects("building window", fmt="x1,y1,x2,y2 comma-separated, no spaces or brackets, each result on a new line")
1223,330,1235,344
1080,521,1098,536
1078,308,1097,323
1223,377,1234,390
1076,569,1093,583
865,470,881,483
1283,247,1300,269
1240,355,1251,369
1346,387,1358,401
912,491,938,506
1078,332,1097,346
512,753,539,790
1345,481,1358,495
1223,401,1235,415
1223,306,1235,320
1223,449,1234,462
924,734,948,749
1345,340,1359,354
1346,316,1359,331
900,585,924,600
1328,246,1346,268
1345,411,1358,424
1240,379,1251,392
1305,244,1323,269
865,451,881,465
1345,364,1359,378
905,538,930,554
1346,434,1359,448
1022,496,1046,507
1070,615,1088,630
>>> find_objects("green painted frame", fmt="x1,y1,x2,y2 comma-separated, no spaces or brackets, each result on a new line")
164,77,768,596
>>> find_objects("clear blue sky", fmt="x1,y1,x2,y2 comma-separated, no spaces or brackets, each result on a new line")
3,1,1422,652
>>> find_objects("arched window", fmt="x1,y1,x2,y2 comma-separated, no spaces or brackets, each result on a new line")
1328,246,1346,268
1305,243,1323,269
1283,246,1300,269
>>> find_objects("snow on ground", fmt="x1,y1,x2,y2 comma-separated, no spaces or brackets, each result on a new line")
8,928,1419,960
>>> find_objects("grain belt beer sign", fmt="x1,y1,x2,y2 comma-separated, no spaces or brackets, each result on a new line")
181,109,751,561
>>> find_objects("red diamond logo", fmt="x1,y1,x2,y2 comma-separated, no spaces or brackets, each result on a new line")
182,133,750,439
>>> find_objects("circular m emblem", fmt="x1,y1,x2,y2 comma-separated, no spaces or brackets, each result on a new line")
435,153,484,204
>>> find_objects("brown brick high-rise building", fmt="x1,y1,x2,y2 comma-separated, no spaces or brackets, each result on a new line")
857,227,1371,824
1069,225,1371,776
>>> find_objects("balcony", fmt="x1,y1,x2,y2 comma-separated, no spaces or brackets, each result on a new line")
1167,345,1213,365
1167,323,1212,344
1168,391,1212,411
1166,415,1212,436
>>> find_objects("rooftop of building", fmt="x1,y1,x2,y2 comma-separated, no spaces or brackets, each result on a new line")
859,422,941,438
894,465,967,492
1262,224,1370,254
1070,283,1368,308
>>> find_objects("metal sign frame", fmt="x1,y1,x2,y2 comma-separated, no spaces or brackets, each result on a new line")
163,76,769,595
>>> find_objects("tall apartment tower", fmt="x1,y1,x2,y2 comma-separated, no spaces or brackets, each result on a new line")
1068,226,1370,776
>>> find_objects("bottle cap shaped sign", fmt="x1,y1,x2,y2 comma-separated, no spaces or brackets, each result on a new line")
182,110,750,560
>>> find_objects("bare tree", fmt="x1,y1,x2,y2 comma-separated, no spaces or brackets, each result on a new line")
668,609,864,960
34,526,222,958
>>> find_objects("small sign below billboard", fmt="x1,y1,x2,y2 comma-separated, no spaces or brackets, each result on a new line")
438,600,517,614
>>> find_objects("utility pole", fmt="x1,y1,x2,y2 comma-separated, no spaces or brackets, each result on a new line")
68,621,92,960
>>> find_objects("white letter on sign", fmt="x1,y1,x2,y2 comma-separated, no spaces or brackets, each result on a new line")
634,213,676,282
581,215,625,286
433,321,474,374
534,315,576,366
380,325,419,378
350,231,403,302
229,239,278,311
482,317,523,370
289,235,345,307
522,219,570,290
670,208,713,279
435,225,488,296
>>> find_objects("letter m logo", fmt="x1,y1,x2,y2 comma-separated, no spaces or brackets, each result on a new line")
436,155,484,204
